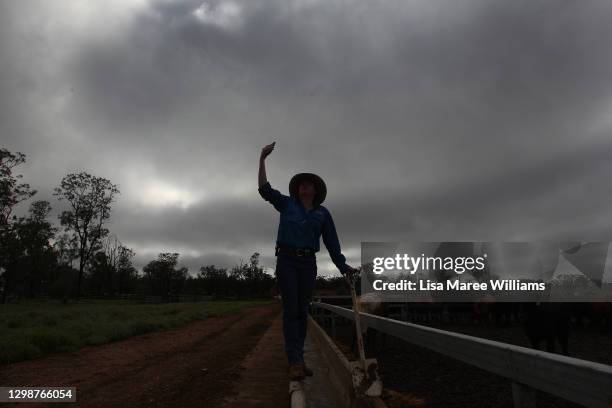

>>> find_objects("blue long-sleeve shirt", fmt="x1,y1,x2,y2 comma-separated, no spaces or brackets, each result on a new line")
258,181,350,274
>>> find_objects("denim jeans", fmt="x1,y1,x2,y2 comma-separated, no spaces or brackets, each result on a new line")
276,252,317,365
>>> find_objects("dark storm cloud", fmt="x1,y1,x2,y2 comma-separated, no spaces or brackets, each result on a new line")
2,0,612,275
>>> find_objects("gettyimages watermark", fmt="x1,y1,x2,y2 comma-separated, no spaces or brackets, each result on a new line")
360,242,612,302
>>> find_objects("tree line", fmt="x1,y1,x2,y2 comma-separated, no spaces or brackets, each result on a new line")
0,148,278,303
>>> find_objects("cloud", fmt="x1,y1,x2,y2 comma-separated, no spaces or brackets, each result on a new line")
2,0,612,275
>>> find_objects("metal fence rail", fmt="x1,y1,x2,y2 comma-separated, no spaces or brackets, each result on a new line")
311,302,612,408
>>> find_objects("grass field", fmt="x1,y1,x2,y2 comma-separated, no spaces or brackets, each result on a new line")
0,299,274,365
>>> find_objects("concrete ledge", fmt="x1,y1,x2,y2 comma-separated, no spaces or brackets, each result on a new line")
289,381,306,408
308,315,388,408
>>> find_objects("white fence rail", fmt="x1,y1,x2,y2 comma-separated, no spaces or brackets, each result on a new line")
311,302,612,408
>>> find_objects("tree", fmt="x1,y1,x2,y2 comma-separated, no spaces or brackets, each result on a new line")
143,253,188,301
53,172,119,299
102,235,121,271
0,148,36,225
12,200,57,297
116,245,138,294
198,265,228,296
89,235,121,295
229,252,275,297
0,224,20,303
89,251,113,296
0,148,36,303
54,232,79,267
89,236,138,296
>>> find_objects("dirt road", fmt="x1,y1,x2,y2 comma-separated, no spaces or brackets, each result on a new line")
0,302,284,408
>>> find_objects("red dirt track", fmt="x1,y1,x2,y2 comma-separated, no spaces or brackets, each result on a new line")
0,303,286,408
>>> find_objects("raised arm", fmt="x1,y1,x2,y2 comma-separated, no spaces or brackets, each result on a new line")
258,142,289,212
259,142,275,188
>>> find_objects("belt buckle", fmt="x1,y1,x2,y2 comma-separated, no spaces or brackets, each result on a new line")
296,248,305,257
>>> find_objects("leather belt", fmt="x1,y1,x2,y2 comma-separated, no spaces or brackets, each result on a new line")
275,245,316,257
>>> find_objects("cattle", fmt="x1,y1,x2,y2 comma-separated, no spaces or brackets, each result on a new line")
522,302,571,355
571,302,612,331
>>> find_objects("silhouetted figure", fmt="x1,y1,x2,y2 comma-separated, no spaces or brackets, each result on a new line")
258,142,359,381
523,302,571,355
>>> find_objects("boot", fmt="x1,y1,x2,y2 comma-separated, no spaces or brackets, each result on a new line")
288,363,305,381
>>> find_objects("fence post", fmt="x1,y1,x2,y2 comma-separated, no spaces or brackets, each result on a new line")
512,382,536,408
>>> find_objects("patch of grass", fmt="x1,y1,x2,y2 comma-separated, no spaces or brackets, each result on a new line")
26,330,78,354
7,320,22,329
0,299,274,365
0,336,42,364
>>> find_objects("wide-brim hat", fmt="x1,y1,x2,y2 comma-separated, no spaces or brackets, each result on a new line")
289,173,327,205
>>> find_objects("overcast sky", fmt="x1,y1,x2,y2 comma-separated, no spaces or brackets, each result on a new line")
2,0,612,276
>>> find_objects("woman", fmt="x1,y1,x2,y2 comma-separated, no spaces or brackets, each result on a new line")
258,141,358,381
